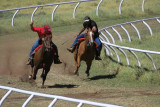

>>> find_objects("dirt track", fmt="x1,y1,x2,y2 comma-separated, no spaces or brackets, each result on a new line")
1,31,160,107
0,31,76,78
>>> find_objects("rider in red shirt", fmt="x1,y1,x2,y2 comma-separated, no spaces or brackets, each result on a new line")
26,22,61,65
33,26,52,39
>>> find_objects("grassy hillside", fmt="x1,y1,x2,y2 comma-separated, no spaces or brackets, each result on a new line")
0,0,160,35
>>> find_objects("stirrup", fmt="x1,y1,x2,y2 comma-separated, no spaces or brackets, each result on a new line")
55,59,62,64
67,47,74,53
54,55,62,64
26,59,31,65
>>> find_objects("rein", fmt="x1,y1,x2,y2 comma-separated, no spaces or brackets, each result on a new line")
42,37,51,52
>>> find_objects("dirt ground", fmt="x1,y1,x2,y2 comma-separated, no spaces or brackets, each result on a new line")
0,31,160,107
0,31,75,76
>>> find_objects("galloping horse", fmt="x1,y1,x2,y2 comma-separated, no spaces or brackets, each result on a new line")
29,36,54,88
73,28,96,77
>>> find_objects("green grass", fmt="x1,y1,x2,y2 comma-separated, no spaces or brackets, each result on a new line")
0,0,160,107
0,0,160,36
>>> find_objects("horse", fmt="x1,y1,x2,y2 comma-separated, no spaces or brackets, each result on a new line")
73,28,96,77
29,36,54,88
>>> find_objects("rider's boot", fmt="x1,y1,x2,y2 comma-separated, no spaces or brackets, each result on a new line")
67,46,76,53
26,58,32,65
26,51,35,65
54,55,62,64
67,43,78,53
95,49,102,60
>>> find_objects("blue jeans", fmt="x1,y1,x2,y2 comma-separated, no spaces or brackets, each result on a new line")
95,37,102,52
72,34,102,52
29,38,58,57
72,34,86,46
29,38,40,57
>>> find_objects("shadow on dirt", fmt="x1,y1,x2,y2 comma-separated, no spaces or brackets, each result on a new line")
89,74,117,80
47,84,79,88
89,67,119,80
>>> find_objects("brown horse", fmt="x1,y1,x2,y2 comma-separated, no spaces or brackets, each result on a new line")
73,28,96,77
29,36,54,88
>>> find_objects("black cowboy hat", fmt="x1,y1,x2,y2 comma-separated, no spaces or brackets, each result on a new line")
84,16,91,22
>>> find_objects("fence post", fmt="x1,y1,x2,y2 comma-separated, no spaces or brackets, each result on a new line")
119,0,124,14
52,5,59,22
96,0,103,16
73,2,80,19
142,0,146,12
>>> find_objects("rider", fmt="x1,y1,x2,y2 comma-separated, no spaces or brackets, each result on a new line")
26,22,62,65
67,16,102,60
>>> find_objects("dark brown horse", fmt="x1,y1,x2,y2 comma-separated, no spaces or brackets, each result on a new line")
73,28,96,77
29,36,54,88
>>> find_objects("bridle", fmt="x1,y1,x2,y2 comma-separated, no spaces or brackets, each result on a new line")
87,31,94,46
43,36,51,52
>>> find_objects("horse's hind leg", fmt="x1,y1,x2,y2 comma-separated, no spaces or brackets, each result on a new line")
86,61,92,77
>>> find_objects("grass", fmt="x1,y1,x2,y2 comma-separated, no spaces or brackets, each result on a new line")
0,0,160,36
0,0,160,107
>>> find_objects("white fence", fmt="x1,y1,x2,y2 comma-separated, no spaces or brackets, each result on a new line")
99,16,160,70
99,16,160,43
96,0,146,16
0,0,149,26
0,85,123,107
0,0,95,26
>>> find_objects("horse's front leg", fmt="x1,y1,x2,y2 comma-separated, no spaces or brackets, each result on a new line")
41,68,45,78
33,66,38,80
74,56,81,76
41,67,50,88
29,66,34,79
86,61,92,77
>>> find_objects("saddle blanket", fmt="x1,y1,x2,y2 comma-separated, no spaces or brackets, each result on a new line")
34,44,56,54
78,38,98,48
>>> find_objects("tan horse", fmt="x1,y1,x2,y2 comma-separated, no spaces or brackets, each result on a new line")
73,28,96,77
29,36,54,88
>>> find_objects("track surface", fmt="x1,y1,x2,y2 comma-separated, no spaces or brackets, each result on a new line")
0,31,160,107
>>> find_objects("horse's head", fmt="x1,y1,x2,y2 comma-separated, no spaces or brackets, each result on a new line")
86,28,94,46
43,36,52,52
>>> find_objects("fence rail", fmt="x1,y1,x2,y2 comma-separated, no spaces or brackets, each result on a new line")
100,37,160,70
0,0,95,26
99,16,160,70
99,16,160,43
96,0,146,16
0,85,122,107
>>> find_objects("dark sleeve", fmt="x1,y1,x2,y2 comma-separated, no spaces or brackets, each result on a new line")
91,20,97,28
83,22,87,28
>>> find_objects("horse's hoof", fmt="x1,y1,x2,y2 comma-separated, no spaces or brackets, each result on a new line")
41,85,46,88
28,75,32,79
86,73,90,77
74,72,79,76
33,76,36,80
40,74,44,78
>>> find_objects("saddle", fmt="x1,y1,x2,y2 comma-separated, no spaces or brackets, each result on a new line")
74,38,98,55
34,44,56,54
78,38,98,48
